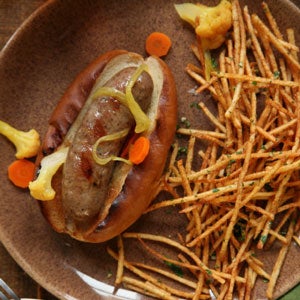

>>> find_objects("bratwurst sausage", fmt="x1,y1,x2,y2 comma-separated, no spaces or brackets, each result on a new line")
63,67,153,229
30,50,177,243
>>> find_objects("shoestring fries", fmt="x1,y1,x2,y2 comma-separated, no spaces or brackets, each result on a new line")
107,1,299,299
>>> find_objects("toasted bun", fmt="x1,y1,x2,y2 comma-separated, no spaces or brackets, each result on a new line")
36,51,177,243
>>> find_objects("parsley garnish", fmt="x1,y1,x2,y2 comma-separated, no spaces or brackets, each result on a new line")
180,117,191,128
260,235,267,244
211,57,218,70
206,269,213,276
177,146,188,157
234,220,246,242
190,102,200,109
264,183,273,192
164,260,184,277
273,70,280,79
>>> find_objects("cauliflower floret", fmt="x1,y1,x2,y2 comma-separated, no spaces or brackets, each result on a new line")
0,119,40,159
29,147,69,201
175,0,232,50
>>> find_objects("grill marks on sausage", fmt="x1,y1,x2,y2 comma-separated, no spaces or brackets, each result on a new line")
78,150,93,180
77,117,107,181
61,67,154,228
62,96,133,224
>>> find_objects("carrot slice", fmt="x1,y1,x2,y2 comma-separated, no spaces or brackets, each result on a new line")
145,32,172,57
8,159,36,188
129,136,150,165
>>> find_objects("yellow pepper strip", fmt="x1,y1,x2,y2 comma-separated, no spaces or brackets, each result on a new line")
92,128,132,166
91,87,127,105
125,64,151,133
91,64,151,134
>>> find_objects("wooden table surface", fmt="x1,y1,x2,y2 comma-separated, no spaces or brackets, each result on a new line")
0,2,58,299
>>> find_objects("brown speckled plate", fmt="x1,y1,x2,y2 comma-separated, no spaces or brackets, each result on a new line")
0,0,299,299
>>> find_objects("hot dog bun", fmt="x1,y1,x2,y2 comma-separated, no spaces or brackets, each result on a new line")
34,50,177,243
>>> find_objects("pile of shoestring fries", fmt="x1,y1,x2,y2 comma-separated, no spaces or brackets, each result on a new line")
107,1,300,299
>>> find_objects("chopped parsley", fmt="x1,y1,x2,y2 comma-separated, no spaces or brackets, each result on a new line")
264,183,273,192
179,116,191,128
190,102,200,109
273,70,280,79
280,230,287,236
211,57,218,70
164,260,184,277
178,146,188,156
228,159,236,167
206,269,213,276
234,220,246,242
260,235,268,244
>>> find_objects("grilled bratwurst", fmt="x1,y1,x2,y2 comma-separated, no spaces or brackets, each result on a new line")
30,50,177,243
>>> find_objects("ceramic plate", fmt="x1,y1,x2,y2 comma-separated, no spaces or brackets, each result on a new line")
0,0,299,299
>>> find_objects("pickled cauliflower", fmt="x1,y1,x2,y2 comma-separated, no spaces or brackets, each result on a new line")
0,119,40,159
175,0,232,50
29,147,69,201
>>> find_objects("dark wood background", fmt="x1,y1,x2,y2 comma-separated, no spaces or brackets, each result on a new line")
0,1,58,298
